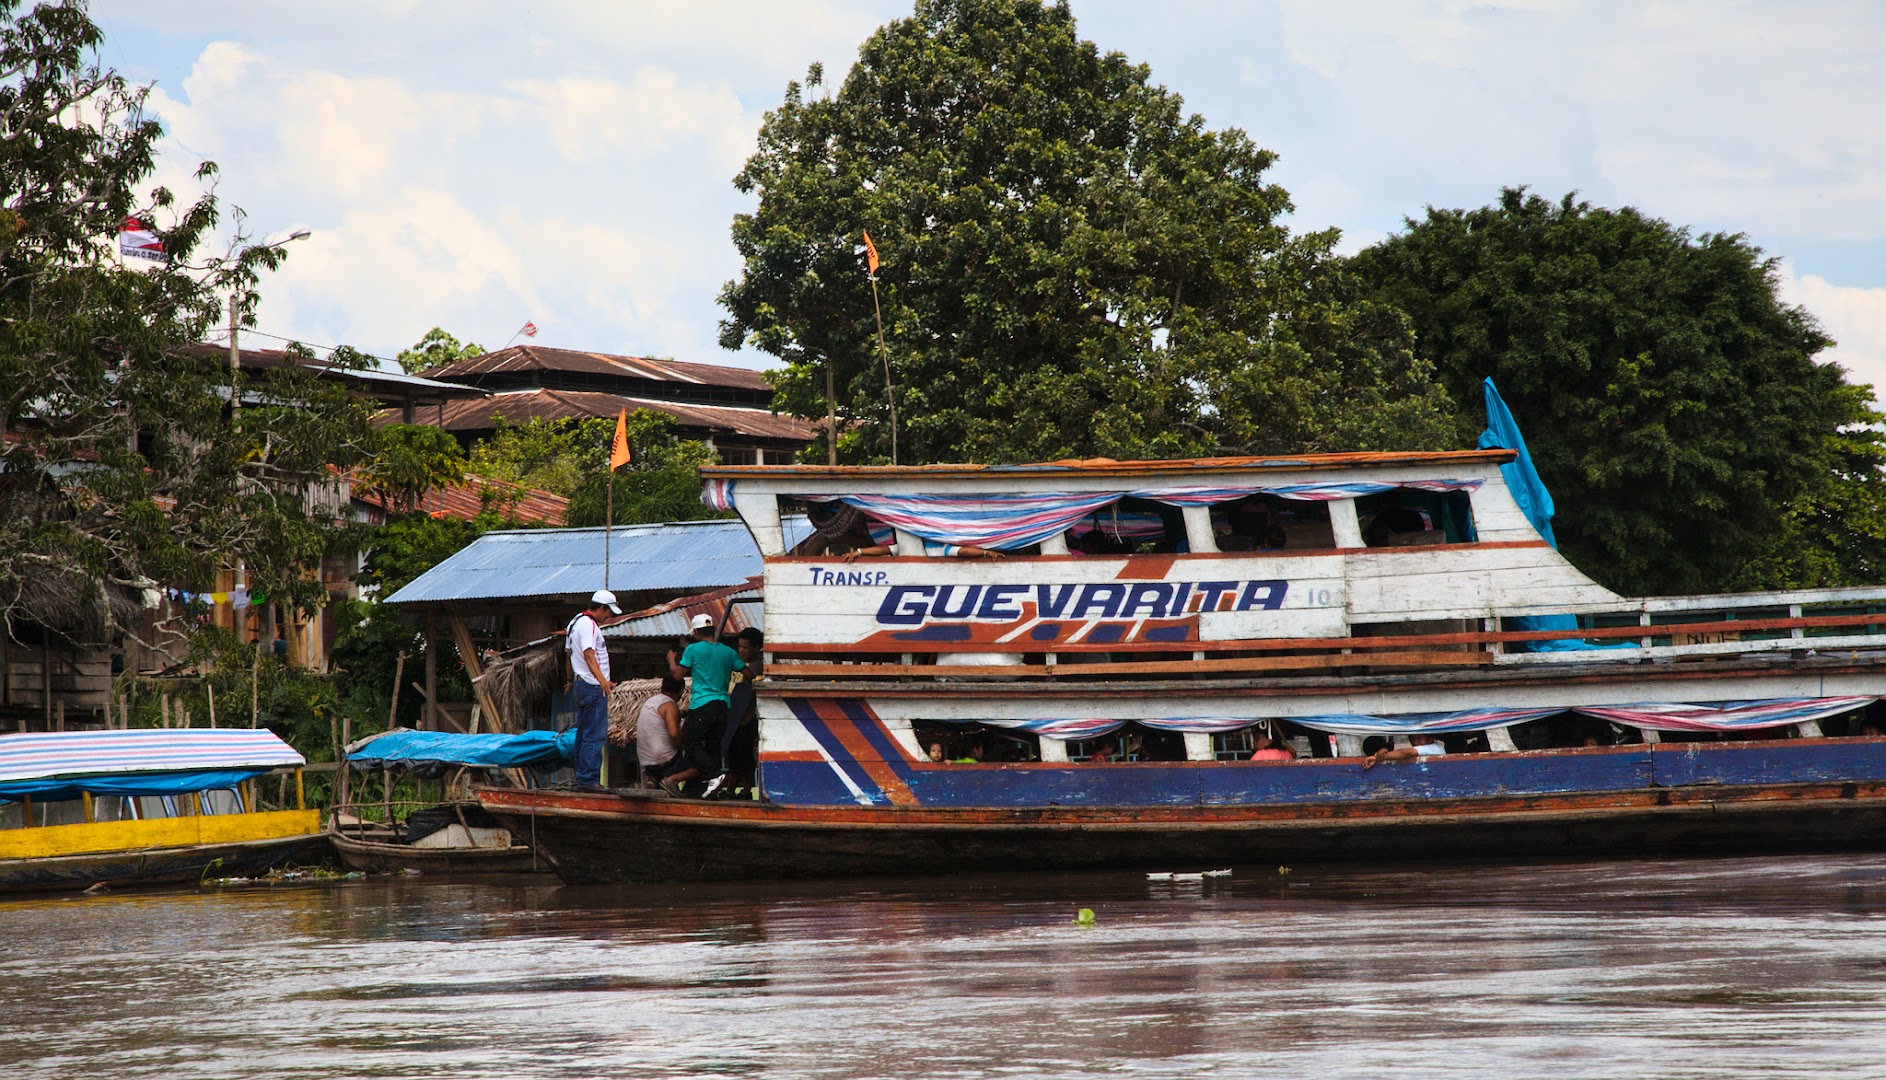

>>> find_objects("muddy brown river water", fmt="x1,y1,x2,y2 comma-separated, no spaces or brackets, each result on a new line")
4,855,1886,1078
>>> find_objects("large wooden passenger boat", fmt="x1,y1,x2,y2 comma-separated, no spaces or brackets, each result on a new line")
0,729,321,893
481,448,1886,883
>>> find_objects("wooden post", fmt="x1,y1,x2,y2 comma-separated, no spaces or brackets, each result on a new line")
425,612,438,731
386,652,406,730
251,639,260,727
82,791,94,823
826,360,837,466
450,613,504,733
338,715,351,814
206,682,217,728
161,694,170,728
295,767,305,810
54,701,63,732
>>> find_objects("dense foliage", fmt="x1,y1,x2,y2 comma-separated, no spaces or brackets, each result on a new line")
354,423,467,514
395,325,485,375
0,0,376,653
1352,188,1886,595
721,0,1454,464
468,411,725,528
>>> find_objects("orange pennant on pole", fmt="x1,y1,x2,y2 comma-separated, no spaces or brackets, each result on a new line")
863,230,879,276
609,408,632,470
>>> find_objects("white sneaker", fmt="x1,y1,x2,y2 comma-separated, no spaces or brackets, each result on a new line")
701,773,727,799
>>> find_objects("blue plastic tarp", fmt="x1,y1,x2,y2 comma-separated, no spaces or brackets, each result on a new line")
1476,377,1633,653
346,729,574,770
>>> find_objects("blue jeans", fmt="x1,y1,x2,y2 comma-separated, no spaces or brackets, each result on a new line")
572,680,608,787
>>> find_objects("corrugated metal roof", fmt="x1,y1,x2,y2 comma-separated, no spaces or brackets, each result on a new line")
353,473,570,526
422,345,774,393
604,583,765,640
408,387,818,443
384,516,809,605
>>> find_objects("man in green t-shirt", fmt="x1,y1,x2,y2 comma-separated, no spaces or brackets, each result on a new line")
661,613,745,797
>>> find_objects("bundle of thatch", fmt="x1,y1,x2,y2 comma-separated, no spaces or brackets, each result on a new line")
477,642,565,731
607,677,668,747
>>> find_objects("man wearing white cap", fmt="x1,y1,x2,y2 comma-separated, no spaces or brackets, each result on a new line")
564,589,620,790
662,612,744,797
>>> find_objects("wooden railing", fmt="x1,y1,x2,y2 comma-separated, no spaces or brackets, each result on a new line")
764,598,1886,681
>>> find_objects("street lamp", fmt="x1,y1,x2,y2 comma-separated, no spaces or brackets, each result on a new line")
229,228,313,418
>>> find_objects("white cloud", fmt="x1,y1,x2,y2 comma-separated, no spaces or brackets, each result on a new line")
1781,263,1886,396
507,71,753,170
89,0,1886,388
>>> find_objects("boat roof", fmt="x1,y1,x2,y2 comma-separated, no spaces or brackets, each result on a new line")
699,449,1516,483
0,729,304,785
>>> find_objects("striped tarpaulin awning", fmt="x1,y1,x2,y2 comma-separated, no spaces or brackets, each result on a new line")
0,729,305,784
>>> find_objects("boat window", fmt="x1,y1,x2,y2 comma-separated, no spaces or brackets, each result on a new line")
1066,724,1187,762
136,795,179,819
1507,713,1637,749
90,795,136,823
784,500,895,558
913,723,1041,763
1357,488,1475,548
1212,496,1335,553
0,803,20,830
1822,706,1883,737
201,789,246,815
1070,498,1189,554
1213,728,1256,760
36,798,90,827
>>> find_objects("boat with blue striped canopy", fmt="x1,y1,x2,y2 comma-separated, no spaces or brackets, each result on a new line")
0,729,320,893
481,446,1886,882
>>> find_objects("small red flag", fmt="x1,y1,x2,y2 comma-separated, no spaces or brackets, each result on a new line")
519,320,538,338
862,230,879,276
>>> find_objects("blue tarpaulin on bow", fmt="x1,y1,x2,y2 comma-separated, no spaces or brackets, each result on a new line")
346,729,574,770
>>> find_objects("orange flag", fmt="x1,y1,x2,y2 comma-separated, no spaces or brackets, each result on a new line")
609,408,632,470
863,230,879,276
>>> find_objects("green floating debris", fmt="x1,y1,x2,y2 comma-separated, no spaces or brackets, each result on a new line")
1073,907,1096,927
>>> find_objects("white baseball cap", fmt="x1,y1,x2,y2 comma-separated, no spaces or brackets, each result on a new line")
590,589,621,614
690,613,715,631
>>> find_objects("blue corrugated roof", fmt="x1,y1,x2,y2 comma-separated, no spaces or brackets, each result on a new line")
384,517,807,605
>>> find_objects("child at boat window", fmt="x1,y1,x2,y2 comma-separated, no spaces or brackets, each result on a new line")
801,503,894,560
1362,734,1445,769
1249,731,1293,762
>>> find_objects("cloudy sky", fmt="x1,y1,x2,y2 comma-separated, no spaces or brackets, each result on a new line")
92,1,1886,397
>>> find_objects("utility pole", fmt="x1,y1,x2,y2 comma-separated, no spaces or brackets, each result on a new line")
228,291,241,420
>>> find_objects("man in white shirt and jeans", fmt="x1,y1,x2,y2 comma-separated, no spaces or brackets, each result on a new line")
564,589,620,790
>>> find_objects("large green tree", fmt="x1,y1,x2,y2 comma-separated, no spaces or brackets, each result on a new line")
1352,187,1886,595
720,0,1454,464
0,1,377,651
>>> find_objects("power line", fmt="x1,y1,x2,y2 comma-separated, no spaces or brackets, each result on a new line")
206,325,401,370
